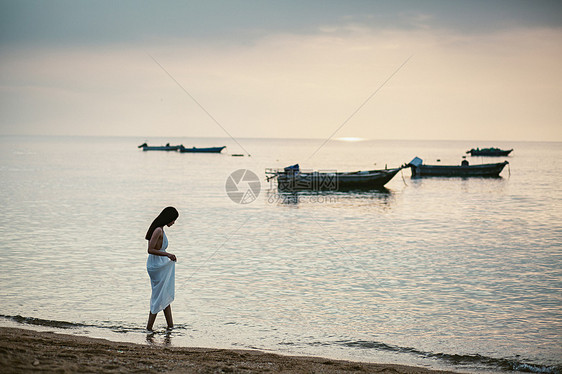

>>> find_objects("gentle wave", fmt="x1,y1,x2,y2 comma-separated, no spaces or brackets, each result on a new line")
336,340,561,374
0,314,176,334
0,314,92,329
1,314,560,373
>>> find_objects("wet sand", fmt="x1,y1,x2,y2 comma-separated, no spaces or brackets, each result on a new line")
0,327,457,373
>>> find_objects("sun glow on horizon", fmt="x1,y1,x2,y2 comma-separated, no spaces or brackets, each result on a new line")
336,137,367,142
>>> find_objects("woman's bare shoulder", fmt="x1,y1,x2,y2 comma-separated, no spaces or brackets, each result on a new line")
151,227,163,239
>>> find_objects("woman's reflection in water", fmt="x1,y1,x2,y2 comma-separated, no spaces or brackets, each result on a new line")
146,329,173,346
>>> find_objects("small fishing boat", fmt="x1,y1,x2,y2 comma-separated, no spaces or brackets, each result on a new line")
408,157,508,177
466,147,513,156
138,142,183,151
266,164,403,191
179,146,226,153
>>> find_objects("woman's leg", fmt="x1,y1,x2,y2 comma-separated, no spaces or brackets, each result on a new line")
163,305,173,329
147,312,157,331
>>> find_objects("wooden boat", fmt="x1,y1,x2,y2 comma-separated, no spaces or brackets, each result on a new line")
138,142,182,151
266,164,403,191
179,146,226,153
466,147,513,156
408,157,508,177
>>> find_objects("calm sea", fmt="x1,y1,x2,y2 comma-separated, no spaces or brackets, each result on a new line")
0,136,560,373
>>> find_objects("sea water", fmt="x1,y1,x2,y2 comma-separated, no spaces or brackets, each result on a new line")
0,136,560,373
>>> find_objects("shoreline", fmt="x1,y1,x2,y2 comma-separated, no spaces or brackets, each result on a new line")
0,326,458,373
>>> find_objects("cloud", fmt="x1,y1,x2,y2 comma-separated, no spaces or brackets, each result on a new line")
2,0,561,48
2,23,561,140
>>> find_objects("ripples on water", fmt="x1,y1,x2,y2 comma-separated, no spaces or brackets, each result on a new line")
0,136,561,373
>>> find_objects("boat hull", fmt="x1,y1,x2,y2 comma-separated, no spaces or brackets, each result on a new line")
410,161,508,177
467,149,513,156
179,146,226,153
275,168,402,191
140,145,182,151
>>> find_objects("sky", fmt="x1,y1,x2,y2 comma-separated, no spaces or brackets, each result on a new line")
1,0,561,141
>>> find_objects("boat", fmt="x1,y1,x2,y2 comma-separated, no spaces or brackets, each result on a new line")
407,157,508,177
466,147,513,156
265,164,403,191
179,146,226,153
138,142,183,151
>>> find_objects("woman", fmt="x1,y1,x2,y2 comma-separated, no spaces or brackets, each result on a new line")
145,206,179,331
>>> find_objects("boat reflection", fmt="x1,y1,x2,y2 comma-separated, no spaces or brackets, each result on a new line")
265,188,396,210
408,173,508,195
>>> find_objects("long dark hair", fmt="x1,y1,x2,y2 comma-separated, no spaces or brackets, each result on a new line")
145,206,179,240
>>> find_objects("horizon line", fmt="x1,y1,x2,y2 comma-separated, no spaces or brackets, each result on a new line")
1,133,561,144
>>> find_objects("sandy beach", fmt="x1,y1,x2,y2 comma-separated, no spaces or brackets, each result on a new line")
0,327,458,373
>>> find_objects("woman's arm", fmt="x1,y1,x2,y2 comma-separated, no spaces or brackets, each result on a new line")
147,227,176,261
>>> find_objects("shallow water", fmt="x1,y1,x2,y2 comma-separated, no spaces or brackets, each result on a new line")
0,136,561,373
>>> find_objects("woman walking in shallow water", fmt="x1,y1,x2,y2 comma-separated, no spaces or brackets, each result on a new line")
145,207,179,331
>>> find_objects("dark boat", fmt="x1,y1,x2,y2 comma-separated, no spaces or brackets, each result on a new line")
408,157,508,177
467,147,513,156
138,142,183,151
179,146,226,153
266,164,403,191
